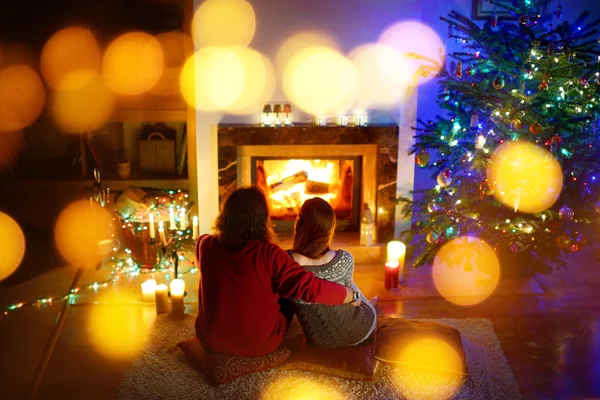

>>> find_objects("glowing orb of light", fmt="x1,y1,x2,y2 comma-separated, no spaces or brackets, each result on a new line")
0,65,45,132
275,32,340,78
261,375,346,400
0,212,26,282
102,32,164,96
487,140,563,214
432,236,500,306
391,337,464,400
88,294,154,360
151,31,194,96
180,47,246,111
282,46,359,116
50,77,115,133
192,0,256,48
378,20,445,85
349,43,412,109
0,131,24,171
54,200,115,268
41,27,101,91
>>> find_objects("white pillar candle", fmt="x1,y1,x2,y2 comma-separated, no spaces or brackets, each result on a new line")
155,284,169,314
148,213,156,239
179,209,187,230
169,207,176,230
141,279,157,302
387,241,406,281
192,216,199,240
170,279,185,316
158,221,167,246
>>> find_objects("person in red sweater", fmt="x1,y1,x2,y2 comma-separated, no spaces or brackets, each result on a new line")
195,186,359,357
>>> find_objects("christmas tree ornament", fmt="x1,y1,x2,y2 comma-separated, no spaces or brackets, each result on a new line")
525,63,534,75
437,171,452,187
510,243,520,253
426,232,439,244
455,60,463,79
492,75,505,90
479,178,493,199
538,80,549,91
491,11,498,28
511,118,522,130
415,150,430,168
556,0,562,19
549,134,563,153
475,133,487,149
547,42,555,56
579,75,588,86
518,15,529,26
470,111,479,129
556,234,571,249
443,87,451,101
529,121,543,135
445,226,457,238
570,243,579,252
559,205,574,221
466,64,477,77
427,202,442,213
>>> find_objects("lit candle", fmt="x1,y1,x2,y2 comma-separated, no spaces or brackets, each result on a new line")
170,279,185,316
385,260,399,290
148,213,155,239
337,115,347,126
387,241,406,284
169,207,176,230
192,216,199,240
155,284,169,314
179,209,187,230
158,221,167,246
141,279,157,302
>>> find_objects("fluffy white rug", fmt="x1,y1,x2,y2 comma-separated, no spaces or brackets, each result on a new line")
117,315,521,400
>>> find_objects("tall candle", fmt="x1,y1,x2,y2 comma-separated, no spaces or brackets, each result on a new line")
179,209,187,230
155,284,169,314
169,207,176,230
158,221,167,246
141,279,157,302
387,241,406,283
385,260,399,290
170,279,185,316
192,216,199,240
148,213,155,239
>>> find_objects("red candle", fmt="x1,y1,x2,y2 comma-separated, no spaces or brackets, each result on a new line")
385,260,399,290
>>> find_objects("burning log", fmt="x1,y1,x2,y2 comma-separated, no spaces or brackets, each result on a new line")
305,180,331,194
269,170,308,192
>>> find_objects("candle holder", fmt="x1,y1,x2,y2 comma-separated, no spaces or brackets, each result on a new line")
337,115,348,126
315,116,327,126
385,260,400,290
283,104,293,125
354,113,367,127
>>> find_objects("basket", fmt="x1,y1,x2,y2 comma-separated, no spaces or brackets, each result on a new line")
116,213,161,270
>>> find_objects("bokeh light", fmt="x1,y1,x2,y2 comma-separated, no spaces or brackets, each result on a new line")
0,212,26,282
192,0,256,48
391,337,464,400
0,65,45,132
41,27,101,91
275,32,340,77
50,77,115,133
261,375,345,400
349,43,412,109
487,140,563,213
180,47,245,111
432,236,500,306
102,32,164,96
151,31,194,96
88,294,154,360
378,21,444,84
0,131,24,171
54,200,115,268
282,46,359,115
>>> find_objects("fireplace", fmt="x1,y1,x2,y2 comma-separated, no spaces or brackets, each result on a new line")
237,144,378,235
218,124,400,243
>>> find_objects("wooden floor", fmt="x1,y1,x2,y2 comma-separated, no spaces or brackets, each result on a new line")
1,238,600,399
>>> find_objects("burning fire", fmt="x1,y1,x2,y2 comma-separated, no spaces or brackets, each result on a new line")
262,159,344,218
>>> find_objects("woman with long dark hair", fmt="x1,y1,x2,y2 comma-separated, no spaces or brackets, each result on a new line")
289,197,377,348
195,186,359,357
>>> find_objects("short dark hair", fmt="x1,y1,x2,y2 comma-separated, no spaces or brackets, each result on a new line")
214,186,275,249
293,197,336,259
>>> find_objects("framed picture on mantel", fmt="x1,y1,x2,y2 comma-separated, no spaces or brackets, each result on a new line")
472,0,515,20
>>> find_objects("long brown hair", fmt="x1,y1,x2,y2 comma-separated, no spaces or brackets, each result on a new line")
214,186,275,249
293,197,336,258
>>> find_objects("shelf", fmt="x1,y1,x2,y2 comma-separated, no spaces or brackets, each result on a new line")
110,109,187,123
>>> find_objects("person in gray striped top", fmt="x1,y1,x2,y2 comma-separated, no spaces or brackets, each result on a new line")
288,197,378,349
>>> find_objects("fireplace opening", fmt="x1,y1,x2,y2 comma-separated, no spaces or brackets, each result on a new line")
251,156,362,231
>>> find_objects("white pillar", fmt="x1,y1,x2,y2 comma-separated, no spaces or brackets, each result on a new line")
194,112,221,234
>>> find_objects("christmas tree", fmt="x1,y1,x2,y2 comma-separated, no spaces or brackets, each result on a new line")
400,0,600,273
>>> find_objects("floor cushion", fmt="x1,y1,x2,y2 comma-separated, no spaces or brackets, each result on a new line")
279,319,375,381
374,317,469,375
177,337,292,386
